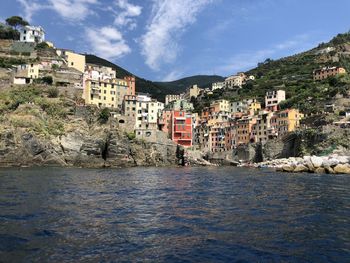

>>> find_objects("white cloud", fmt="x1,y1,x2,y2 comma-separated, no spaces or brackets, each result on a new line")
162,70,184,81
216,34,313,76
114,0,142,29
85,26,131,60
48,0,98,21
17,0,48,22
140,0,213,71
17,0,98,22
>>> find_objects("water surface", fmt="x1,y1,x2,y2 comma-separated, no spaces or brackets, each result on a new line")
0,167,349,262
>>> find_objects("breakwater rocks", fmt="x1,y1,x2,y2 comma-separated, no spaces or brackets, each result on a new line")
256,155,350,174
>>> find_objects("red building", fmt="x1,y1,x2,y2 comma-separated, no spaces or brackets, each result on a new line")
172,111,193,147
159,110,193,147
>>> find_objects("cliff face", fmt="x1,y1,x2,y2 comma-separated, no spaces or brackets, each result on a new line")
0,85,179,168
0,122,179,168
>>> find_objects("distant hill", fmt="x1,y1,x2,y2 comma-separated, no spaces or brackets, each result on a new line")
155,75,225,93
85,54,224,101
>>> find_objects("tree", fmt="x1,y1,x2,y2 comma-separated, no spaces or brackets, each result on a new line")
5,16,29,30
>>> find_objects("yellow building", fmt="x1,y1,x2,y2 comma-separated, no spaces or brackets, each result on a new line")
276,109,304,135
248,99,261,114
13,63,40,84
211,99,230,113
84,78,134,109
56,49,85,73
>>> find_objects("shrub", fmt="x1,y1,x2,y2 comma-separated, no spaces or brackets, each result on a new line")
47,87,59,98
41,76,53,85
98,108,110,123
126,132,136,140
35,42,49,50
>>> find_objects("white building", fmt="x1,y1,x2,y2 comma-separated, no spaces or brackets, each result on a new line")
212,82,224,91
265,90,286,111
19,25,45,43
85,64,116,81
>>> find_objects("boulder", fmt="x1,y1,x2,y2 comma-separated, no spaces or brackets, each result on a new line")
325,167,336,174
311,156,323,168
315,167,326,174
333,164,350,174
294,164,308,173
337,156,350,164
323,158,339,168
282,165,295,172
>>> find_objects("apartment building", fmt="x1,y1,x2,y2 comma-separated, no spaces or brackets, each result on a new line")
265,90,286,112
251,111,274,143
313,66,346,81
225,73,246,88
236,116,256,145
123,94,163,129
84,77,134,109
276,109,304,136
211,99,230,113
165,94,182,105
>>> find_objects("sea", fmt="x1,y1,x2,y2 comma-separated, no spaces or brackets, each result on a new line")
0,167,349,262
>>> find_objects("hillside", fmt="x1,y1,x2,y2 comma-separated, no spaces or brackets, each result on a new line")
196,31,350,115
85,54,224,101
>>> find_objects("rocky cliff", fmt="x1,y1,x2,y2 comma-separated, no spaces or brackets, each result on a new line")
0,86,180,168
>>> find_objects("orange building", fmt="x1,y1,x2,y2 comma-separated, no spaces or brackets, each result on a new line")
313,66,346,81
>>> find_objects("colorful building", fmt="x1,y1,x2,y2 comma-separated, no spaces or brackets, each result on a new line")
276,109,304,136
56,49,86,73
265,90,286,112
84,77,135,109
313,66,346,81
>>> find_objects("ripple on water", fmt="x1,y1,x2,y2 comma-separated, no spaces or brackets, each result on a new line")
0,167,349,262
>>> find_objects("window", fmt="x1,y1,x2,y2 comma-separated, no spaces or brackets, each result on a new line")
103,96,106,100
71,62,74,66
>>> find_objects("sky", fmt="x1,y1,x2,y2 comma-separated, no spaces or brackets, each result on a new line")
1,0,350,81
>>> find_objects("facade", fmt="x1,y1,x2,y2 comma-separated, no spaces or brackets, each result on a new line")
183,84,202,100
165,94,182,105
252,111,275,143
276,109,304,136
19,25,45,43
84,77,134,109
211,99,230,113
85,64,116,80
56,49,86,73
172,111,193,147
166,99,193,111
212,82,224,91
265,90,286,112
313,66,346,81
12,63,40,84
225,73,246,88
236,117,256,145
123,94,163,129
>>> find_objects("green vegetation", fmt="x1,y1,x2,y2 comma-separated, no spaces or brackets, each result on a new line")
5,16,29,29
47,87,59,98
126,132,136,140
98,108,110,124
0,23,19,40
0,86,69,137
192,31,350,115
0,57,27,68
35,42,49,50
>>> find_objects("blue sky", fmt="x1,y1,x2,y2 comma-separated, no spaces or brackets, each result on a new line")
1,0,350,81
